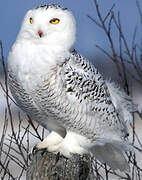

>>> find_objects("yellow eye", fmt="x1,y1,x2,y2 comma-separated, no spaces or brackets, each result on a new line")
50,18,60,24
29,17,34,24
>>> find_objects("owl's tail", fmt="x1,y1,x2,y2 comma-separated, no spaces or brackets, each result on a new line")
89,140,133,172
106,80,137,124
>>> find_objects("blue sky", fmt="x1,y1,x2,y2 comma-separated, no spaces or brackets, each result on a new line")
0,0,141,61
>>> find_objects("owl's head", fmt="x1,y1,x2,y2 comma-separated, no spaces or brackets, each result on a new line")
17,4,76,51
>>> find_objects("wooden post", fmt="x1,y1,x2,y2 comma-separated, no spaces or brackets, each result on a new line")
26,150,95,180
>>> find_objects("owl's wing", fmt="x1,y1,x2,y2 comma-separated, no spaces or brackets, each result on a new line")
61,51,129,141
60,52,134,171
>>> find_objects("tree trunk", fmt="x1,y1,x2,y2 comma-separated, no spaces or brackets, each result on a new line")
26,150,95,180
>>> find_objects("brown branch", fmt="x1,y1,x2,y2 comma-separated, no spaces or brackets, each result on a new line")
90,0,124,83
0,161,15,180
0,40,15,135
103,4,115,23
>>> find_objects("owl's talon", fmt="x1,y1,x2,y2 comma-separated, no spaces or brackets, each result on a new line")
29,145,48,160
32,145,39,155
28,145,38,160
28,153,33,161
32,145,47,155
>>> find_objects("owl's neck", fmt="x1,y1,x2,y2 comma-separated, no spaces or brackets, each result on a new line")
13,39,71,68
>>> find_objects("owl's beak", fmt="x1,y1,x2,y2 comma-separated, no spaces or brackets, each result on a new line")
38,30,43,38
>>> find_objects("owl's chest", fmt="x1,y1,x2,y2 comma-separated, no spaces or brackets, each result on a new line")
8,41,71,118
8,60,62,121
9,42,57,92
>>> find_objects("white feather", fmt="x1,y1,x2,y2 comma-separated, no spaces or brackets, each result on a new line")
106,80,137,123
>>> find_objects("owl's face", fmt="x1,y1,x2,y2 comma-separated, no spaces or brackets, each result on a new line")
17,5,76,51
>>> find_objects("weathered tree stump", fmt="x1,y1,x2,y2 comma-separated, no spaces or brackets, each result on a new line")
26,150,95,180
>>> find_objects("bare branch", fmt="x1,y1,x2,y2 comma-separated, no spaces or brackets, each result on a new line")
87,15,102,28
103,3,115,23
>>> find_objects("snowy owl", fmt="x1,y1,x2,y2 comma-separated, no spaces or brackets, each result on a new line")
8,4,135,171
